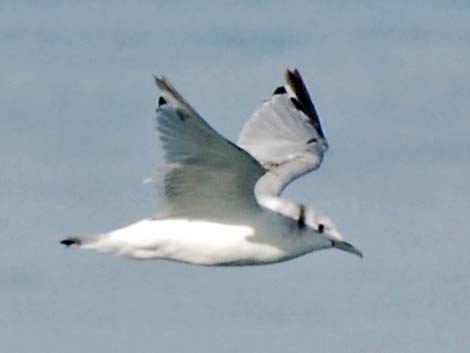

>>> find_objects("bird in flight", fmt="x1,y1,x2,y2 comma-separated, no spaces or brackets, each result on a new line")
61,69,362,265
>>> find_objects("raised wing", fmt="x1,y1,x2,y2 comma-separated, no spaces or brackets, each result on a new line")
154,76,264,221
237,69,328,218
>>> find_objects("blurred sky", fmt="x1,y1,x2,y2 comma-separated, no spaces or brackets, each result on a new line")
1,1,469,352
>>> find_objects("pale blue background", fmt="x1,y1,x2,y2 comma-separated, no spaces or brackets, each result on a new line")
1,1,469,352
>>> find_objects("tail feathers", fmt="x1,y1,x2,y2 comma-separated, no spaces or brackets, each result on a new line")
60,237,82,246
60,234,104,248
60,233,120,255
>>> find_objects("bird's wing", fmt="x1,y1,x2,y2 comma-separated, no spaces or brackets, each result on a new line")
237,69,328,219
153,76,264,221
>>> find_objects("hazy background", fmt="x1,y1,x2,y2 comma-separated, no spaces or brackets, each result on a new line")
1,1,469,352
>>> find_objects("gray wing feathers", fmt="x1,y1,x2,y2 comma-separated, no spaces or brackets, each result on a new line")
237,69,328,214
238,94,324,168
153,70,327,221
154,77,264,220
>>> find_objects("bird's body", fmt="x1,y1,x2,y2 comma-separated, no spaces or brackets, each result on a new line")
62,68,362,265
76,214,332,266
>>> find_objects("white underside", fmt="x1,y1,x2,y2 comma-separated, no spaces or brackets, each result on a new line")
77,216,332,266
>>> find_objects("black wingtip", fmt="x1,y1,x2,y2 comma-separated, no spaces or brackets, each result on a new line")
158,96,167,106
60,238,81,247
284,68,325,139
273,86,287,95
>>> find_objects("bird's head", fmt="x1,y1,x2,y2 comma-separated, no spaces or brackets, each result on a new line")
303,208,363,258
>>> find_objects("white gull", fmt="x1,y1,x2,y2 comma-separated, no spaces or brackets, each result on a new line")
61,69,362,265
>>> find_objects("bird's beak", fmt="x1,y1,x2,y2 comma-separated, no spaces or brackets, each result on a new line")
331,240,363,258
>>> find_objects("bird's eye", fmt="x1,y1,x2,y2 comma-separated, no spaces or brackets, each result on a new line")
318,224,324,233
